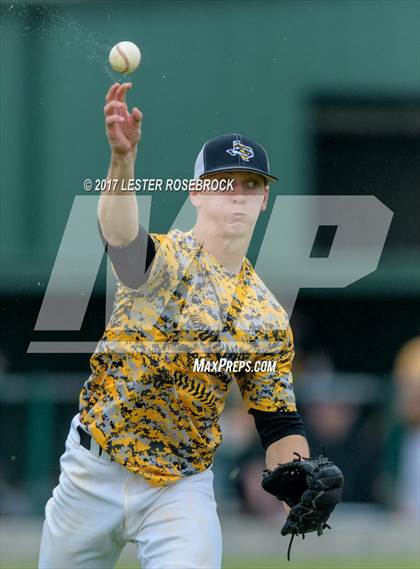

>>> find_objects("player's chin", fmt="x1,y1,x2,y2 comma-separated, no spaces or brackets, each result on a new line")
223,220,250,237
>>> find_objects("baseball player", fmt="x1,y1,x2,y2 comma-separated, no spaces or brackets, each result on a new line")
38,82,343,569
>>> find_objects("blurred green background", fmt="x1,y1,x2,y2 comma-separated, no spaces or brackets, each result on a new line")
1,0,419,290
0,1,419,568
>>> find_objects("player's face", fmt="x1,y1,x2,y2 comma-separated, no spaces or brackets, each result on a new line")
190,171,269,237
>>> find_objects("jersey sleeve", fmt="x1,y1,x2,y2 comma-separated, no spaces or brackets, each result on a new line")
236,324,297,413
98,220,157,290
249,409,306,449
99,221,181,292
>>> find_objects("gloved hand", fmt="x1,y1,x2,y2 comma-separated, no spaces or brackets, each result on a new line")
262,452,344,560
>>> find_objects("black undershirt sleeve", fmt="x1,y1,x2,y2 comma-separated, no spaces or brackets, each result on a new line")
98,220,156,289
249,408,306,450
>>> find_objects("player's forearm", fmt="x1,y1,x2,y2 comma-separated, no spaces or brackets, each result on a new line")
266,434,309,470
98,153,139,247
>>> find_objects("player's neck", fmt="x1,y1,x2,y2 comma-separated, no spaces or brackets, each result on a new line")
192,224,251,274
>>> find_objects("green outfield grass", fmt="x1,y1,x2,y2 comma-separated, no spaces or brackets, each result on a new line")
220,558,419,569
119,559,418,569
3,557,418,569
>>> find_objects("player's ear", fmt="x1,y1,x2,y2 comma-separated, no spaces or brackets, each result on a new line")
260,185,270,212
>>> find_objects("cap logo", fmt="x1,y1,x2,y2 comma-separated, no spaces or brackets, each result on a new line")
226,140,254,162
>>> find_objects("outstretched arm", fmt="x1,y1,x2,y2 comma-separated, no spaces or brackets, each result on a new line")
98,82,143,247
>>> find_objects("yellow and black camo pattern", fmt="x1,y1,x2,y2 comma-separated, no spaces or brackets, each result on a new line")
79,229,296,486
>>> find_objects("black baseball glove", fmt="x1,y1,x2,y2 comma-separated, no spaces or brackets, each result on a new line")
261,451,344,560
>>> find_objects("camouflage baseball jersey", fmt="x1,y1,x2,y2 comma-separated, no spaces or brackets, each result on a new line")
79,229,296,486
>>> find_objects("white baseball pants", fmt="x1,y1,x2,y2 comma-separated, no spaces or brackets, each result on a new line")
38,414,222,569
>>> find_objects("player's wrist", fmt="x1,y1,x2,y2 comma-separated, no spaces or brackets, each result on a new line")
110,149,137,167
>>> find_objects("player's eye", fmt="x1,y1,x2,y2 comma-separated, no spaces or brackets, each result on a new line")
246,178,262,190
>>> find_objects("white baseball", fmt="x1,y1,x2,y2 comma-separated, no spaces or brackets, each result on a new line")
109,41,141,74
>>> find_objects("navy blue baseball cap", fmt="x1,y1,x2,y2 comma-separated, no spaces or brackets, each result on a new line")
194,133,278,183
